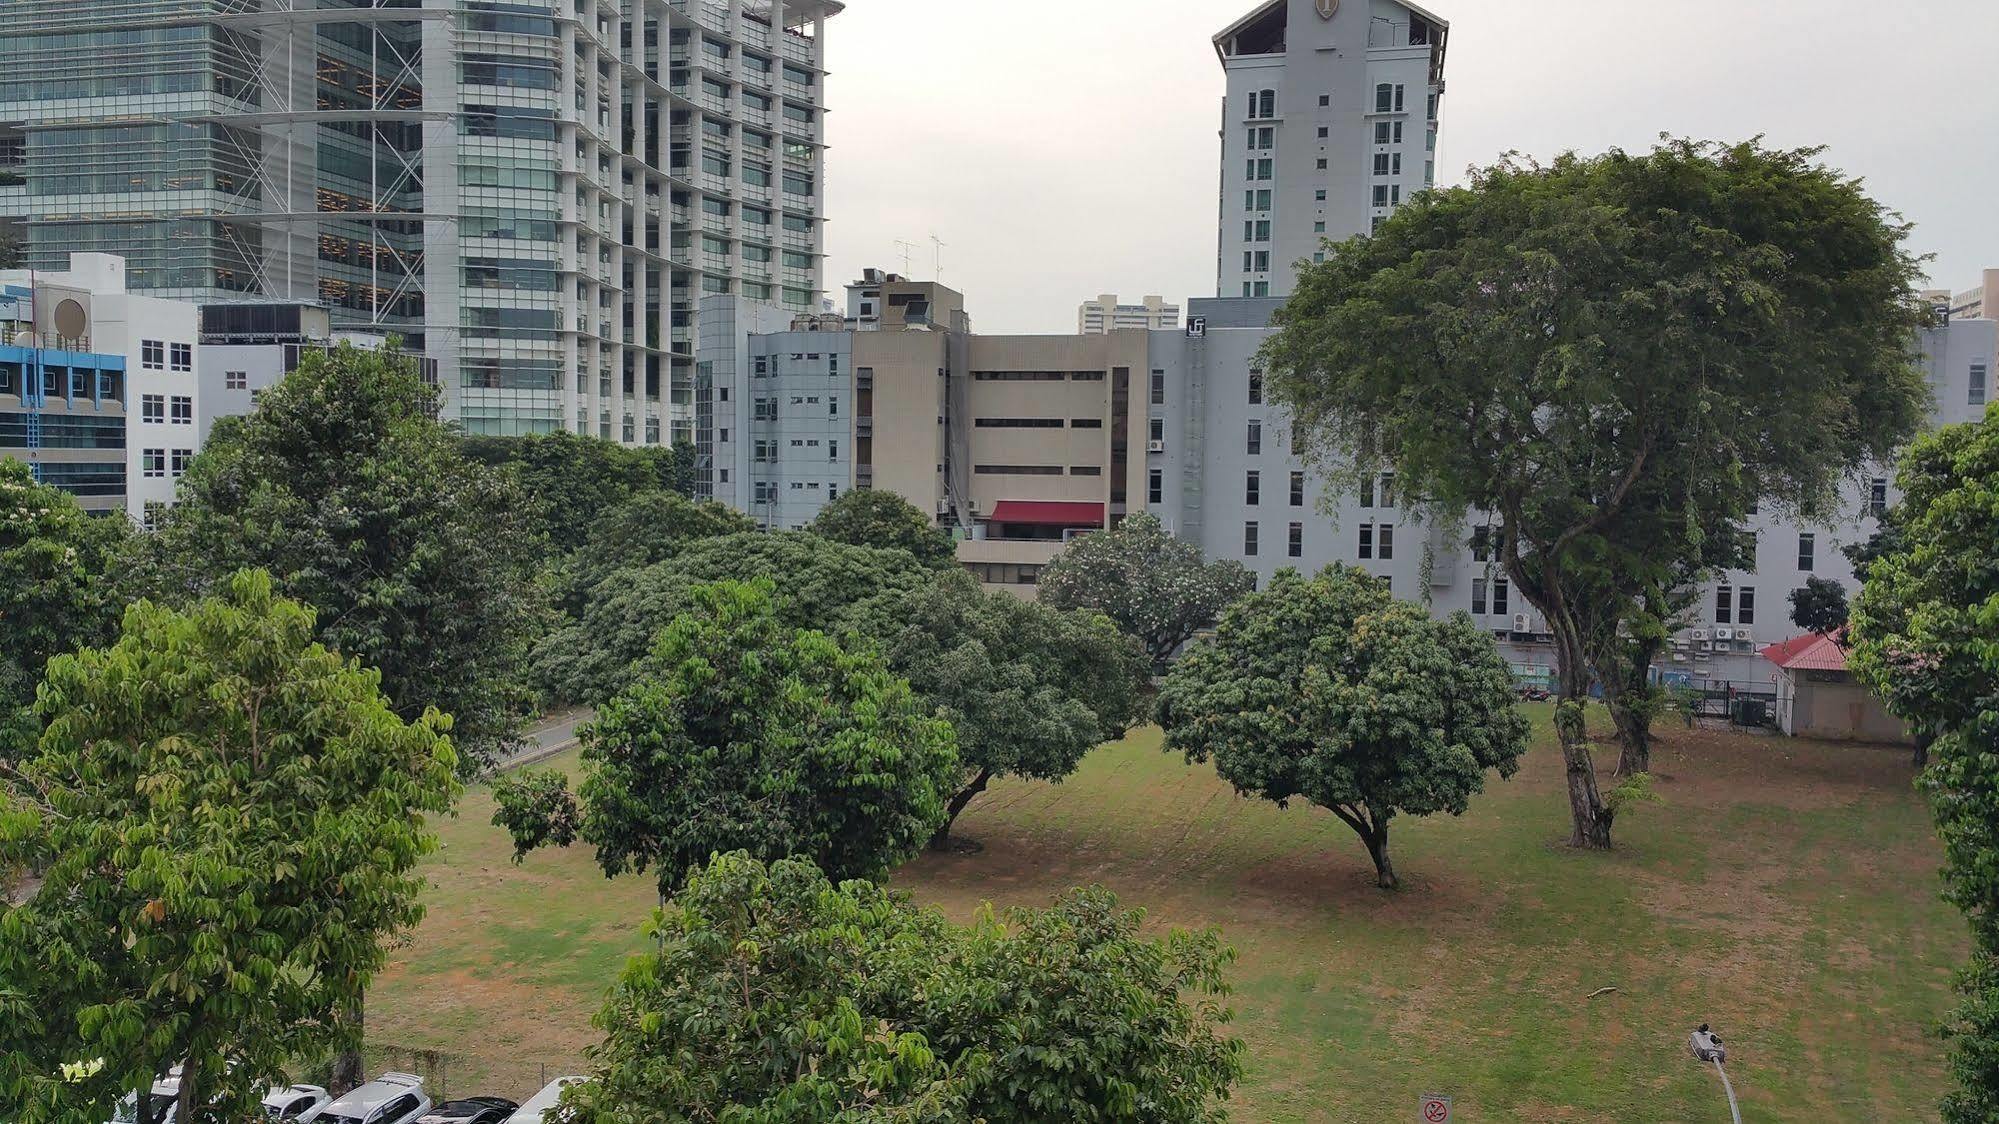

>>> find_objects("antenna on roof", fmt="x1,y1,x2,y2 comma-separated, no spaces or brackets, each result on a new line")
892,239,917,275
930,233,947,278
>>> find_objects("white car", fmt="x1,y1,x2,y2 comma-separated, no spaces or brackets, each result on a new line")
110,1075,327,1123
298,1072,431,1124
264,1085,333,1120
503,1078,585,1124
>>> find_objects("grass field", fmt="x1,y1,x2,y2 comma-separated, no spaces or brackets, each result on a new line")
367,706,1966,1121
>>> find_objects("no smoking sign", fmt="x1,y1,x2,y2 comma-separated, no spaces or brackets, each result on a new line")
1420,1094,1453,1122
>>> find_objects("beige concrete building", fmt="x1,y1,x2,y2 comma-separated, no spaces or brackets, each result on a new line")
1078,294,1180,334
697,283,1144,594
1952,268,1999,321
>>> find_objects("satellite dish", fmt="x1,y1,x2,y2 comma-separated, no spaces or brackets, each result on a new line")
53,298,86,341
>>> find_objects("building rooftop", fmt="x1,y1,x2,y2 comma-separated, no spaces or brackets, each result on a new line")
1760,632,1850,673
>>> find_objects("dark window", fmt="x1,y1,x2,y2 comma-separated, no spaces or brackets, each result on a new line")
1715,585,1733,625
1245,470,1260,505
1244,521,1259,557
1358,524,1373,559
1288,522,1303,558
1378,524,1394,560
1797,533,1815,572
1148,468,1163,505
1738,587,1756,626
1290,470,1305,507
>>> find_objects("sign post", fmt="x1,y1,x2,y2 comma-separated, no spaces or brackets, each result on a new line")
1419,1094,1452,1123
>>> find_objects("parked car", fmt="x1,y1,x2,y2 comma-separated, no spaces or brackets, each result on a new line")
417,1098,517,1124
264,1085,333,1121
503,1078,584,1124
298,1073,430,1124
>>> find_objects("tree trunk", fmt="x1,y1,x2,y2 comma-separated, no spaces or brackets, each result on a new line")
1914,726,1934,770
331,999,365,1093
930,769,993,850
1552,627,1614,850
1608,688,1652,778
173,1053,201,1124
1363,814,1398,890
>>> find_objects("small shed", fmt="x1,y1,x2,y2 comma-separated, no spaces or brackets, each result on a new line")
1759,632,1911,744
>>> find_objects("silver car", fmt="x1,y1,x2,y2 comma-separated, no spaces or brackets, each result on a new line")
299,1073,431,1124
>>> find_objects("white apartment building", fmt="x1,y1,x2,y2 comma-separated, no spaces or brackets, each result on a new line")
0,253,200,522
1079,295,1180,334
1214,0,1446,299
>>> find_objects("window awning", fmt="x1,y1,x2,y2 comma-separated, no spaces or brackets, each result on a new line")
985,500,1105,527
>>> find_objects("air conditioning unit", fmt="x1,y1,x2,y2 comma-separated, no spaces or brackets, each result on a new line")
1714,627,1735,642
1147,439,1166,453
1672,652,1687,662
1690,628,1710,642
1736,631,1753,647
1698,641,1714,653
1511,613,1531,634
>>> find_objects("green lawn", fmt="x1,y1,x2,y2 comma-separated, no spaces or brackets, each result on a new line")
369,707,1965,1121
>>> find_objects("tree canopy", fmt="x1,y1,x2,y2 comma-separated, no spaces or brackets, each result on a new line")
495,580,959,895
809,489,957,569
148,343,544,770
1157,566,1528,888
853,569,1149,846
1263,138,1929,848
557,491,755,615
460,430,695,554
0,457,133,750
1037,513,1255,666
532,532,934,705
1790,575,1852,636
0,571,458,1124
559,853,1244,1123
1850,405,1999,1122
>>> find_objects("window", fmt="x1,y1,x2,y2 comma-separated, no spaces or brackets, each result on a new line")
142,394,164,423
1288,522,1304,558
170,396,191,424
1373,185,1390,207
1472,526,1491,562
1315,189,1327,202
829,440,839,459
1318,94,1330,107
224,370,247,390
1798,532,1815,571
1246,421,1262,455
1378,524,1395,560
1149,417,1165,443
142,340,164,369
1148,468,1163,505
1318,126,1328,138
1374,153,1391,176
1244,521,1259,557
1472,578,1488,615
169,448,192,477
143,501,165,533
1379,473,1395,508
1248,370,1263,404
1360,475,1375,508
142,448,166,478
1869,477,1889,517
1973,362,1989,407
1492,578,1510,617
1738,587,1756,626
1427,91,1440,119
1314,221,1326,233
1245,470,1260,506
1316,158,1328,170
1715,584,1733,625
1250,89,1276,119
1150,370,1166,405
1358,524,1374,559
170,343,192,372
1290,470,1305,507
1374,83,1405,113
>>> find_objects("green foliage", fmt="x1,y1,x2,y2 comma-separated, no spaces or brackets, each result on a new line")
1789,575,1852,636
1038,513,1256,666
1157,566,1528,888
148,343,544,770
491,769,581,858
853,569,1150,837
1263,138,1929,848
557,491,755,615
809,489,957,569
1850,404,1999,1122
560,853,1244,1123
496,580,959,895
532,532,933,705
0,457,134,742
459,430,695,555
0,570,458,1124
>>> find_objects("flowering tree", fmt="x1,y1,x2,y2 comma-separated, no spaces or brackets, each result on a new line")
1038,514,1255,666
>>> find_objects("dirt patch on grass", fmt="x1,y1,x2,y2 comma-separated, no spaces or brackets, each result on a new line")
1636,727,1918,810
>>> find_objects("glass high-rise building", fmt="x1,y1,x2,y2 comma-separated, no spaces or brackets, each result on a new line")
0,0,839,444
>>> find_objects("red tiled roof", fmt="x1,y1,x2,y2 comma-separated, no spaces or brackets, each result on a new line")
1760,631,1849,672
985,500,1105,527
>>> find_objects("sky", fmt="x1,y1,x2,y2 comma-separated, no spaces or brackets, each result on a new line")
820,0,1999,334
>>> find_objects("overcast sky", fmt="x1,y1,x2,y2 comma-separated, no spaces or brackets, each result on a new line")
821,0,1999,334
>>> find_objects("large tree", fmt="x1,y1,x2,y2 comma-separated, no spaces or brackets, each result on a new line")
0,458,134,751
557,491,754,616
809,488,957,569
1849,405,1999,1122
855,569,1150,848
1263,139,1928,848
1157,566,1527,889
1038,513,1256,666
495,580,959,896
460,430,694,555
532,531,933,704
1789,575,1852,636
0,571,458,1124
149,344,544,770
558,853,1244,1123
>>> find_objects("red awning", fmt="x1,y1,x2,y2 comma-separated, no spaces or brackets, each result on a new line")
986,500,1106,527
